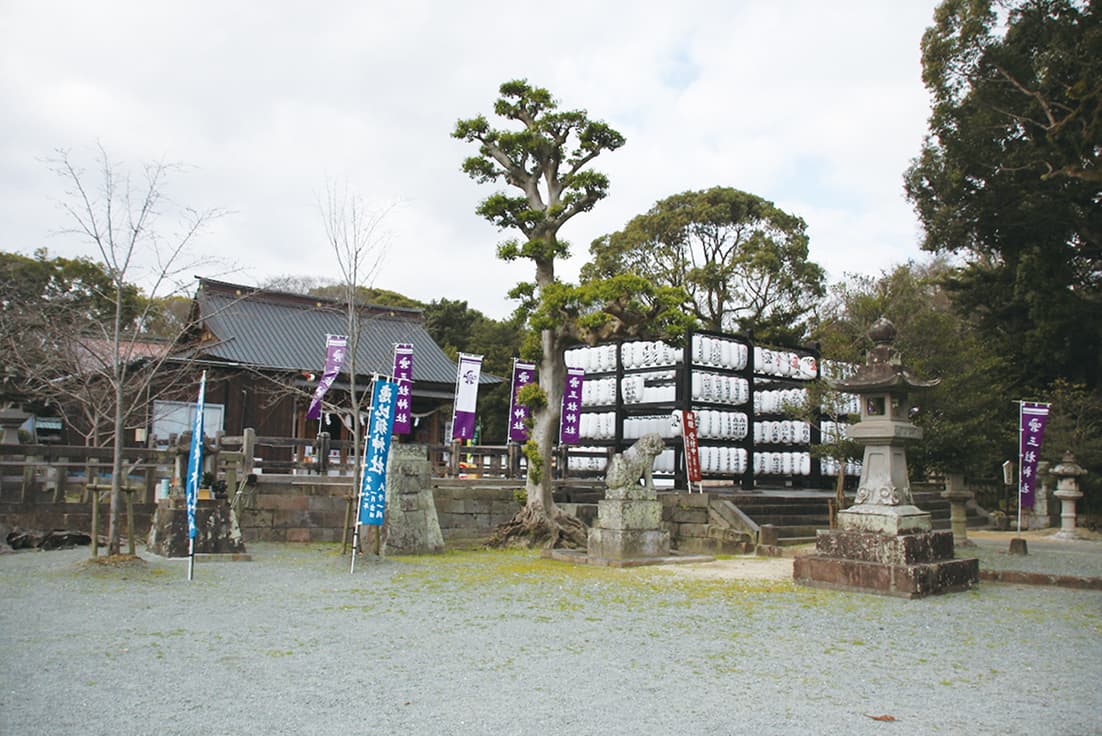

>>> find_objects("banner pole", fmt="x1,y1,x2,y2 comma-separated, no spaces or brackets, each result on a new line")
350,520,360,574
187,537,194,581
350,375,380,574
1016,401,1023,535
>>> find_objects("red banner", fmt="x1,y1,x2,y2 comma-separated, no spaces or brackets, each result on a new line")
683,411,702,483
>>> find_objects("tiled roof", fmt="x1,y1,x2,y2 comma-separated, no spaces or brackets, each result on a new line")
192,279,496,385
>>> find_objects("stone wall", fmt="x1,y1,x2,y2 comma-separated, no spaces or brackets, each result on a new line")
232,477,524,546
1,481,755,552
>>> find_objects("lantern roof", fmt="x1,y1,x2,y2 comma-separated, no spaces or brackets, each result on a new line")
826,317,940,394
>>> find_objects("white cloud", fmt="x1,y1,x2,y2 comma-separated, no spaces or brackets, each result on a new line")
1,0,941,319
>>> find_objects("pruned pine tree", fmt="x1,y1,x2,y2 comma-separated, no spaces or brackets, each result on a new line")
453,80,631,548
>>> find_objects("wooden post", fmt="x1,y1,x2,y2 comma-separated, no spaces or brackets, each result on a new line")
82,458,97,503
51,459,66,504
340,494,354,555
126,489,136,556
90,486,99,558
21,455,37,504
242,425,256,478
318,432,331,475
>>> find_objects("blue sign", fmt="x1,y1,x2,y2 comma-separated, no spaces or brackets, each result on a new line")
359,378,397,526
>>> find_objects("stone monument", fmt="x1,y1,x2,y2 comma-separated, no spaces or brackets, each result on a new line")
793,318,979,598
586,433,671,564
146,496,247,558
382,443,445,555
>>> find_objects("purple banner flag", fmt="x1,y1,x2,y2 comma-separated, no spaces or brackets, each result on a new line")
393,343,413,435
1019,401,1051,509
559,367,585,445
306,334,348,421
359,378,398,526
451,353,483,440
507,359,537,443
184,372,207,541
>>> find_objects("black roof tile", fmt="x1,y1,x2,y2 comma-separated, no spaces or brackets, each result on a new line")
193,279,497,386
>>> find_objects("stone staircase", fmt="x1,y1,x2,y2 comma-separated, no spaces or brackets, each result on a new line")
728,487,989,547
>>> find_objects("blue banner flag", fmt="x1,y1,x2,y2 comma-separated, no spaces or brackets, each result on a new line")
185,372,207,540
359,377,398,526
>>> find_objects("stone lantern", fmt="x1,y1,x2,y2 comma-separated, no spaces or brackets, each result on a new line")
832,317,940,534
793,317,979,597
1051,451,1087,540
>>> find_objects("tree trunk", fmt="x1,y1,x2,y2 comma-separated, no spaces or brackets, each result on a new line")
488,325,588,549
107,391,125,556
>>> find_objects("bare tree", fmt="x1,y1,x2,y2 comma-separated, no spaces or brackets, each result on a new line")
317,181,394,500
41,144,224,556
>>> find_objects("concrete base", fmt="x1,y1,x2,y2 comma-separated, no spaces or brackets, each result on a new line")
146,497,247,558
794,528,979,599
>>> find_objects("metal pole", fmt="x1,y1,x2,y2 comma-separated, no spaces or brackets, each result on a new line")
187,537,195,581
350,521,360,574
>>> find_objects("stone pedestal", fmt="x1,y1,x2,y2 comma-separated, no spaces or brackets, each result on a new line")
146,496,247,558
794,528,979,598
382,444,444,555
586,438,672,565
587,495,670,563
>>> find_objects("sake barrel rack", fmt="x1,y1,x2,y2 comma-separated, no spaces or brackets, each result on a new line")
564,329,825,490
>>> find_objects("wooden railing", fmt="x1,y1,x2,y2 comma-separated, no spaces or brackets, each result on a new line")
0,430,617,508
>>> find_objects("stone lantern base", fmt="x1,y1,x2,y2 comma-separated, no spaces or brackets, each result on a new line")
794,527,979,599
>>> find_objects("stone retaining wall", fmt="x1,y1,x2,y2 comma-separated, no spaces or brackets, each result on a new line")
228,478,527,545
1,482,754,552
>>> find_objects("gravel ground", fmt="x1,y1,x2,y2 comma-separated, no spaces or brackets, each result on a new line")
2,542,1100,736
967,530,1102,578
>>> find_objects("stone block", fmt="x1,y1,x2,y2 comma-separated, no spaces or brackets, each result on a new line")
814,529,955,565
793,554,979,598
307,496,345,515
662,492,709,508
259,494,308,512
588,527,670,561
677,523,710,538
837,503,931,534
667,507,709,524
759,524,779,546
675,537,721,555
286,528,311,543
597,499,662,530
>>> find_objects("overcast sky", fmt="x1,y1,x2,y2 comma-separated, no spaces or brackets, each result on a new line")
1,0,942,320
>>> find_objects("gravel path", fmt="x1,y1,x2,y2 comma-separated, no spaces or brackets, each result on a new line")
2,543,1100,736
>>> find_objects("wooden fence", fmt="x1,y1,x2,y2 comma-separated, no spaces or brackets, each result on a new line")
0,429,614,506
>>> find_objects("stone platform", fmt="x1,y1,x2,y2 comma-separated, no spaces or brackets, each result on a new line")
793,528,979,599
